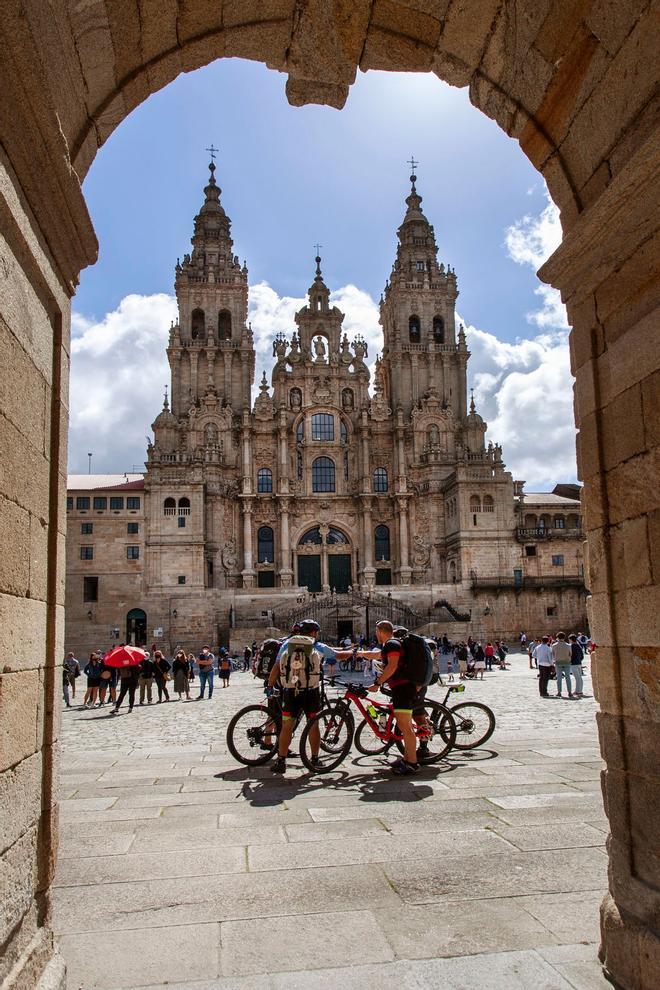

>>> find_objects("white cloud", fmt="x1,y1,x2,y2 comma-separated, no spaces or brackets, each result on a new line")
69,197,577,489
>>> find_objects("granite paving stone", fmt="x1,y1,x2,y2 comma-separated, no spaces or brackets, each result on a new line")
54,654,610,989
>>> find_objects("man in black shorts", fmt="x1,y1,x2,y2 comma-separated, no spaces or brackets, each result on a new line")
366,619,420,775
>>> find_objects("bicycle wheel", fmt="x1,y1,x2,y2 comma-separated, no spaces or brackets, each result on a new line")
300,706,354,772
394,700,456,764
226,704,279,766
354,717,390,755
317,701,355,754
449,701,496,749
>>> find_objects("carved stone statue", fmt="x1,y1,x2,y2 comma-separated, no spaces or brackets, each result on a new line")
314,336,326,361
272,334,287,362
204,422,218,445
428,423,440,446
342,388,354,409
290,387,302,410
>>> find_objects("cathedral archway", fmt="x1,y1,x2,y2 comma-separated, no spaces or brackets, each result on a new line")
191,307,205,339
1,6,657,988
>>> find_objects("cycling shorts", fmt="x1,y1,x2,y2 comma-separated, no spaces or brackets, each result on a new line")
390,682,426,714
281,688,321,720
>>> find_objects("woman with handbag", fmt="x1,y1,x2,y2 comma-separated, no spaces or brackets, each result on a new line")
172,650,191,701
153,650,172,703
82,653,103,708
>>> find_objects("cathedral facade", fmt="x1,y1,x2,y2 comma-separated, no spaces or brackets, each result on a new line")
65,163,587,653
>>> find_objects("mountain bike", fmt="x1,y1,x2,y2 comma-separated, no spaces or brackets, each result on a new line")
225,674,353,766
299,681,456,773
437,683,496,750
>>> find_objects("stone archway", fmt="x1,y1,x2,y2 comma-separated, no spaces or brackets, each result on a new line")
0,4,657,988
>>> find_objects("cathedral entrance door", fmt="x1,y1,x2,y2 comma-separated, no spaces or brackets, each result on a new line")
298,555,321,593
329,554,352,594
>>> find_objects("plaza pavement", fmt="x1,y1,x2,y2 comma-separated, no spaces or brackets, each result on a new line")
53,652,612,989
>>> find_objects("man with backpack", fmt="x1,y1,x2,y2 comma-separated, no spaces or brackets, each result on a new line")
364,619,433,776
267,619,336,775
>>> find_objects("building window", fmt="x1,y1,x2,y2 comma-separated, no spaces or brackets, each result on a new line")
178,516,186,528
81,522,93,535
83,576,98,602
127,497,140,510
375,524,390,561
164,497,176,516
80,546,93,560
299,527,322,545
93,496,107,510
177,575,186,585
327,527,349,545
217,309,232,339
191,307,205,339
258,526,275,564
127,522,139,534
552,554,565,566
547,605,557,617
311,413,334,441
257,468,273,493
554,516,565,529
373,467,388,492
66,497,73,510
483,495,494,512
258,570,275,588
312,456,335,492
525,545,537,557
178,497,191,516
409,314,421,342
469,495,481,512
76,497,90,510
110,497,124,510
127,546,140,560
416,260,424,272
375,568,392,585
433,316,444,342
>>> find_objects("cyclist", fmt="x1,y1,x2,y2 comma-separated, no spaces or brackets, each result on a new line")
267,620,337,774
364,620,420,775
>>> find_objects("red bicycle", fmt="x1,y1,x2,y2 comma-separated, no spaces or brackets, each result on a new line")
299,681,456,773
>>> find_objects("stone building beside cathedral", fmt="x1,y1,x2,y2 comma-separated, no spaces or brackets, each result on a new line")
65,163,587,654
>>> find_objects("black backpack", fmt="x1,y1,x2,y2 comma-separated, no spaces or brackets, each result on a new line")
399,633,434,687
255,639,282,680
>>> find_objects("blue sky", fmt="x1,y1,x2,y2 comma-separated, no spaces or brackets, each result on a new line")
77,59,546,337
70,59,576,488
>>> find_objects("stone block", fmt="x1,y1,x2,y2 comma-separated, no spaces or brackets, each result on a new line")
0,317,48,449
0,494,30,597
621,515,652,589
0,824,38,948
56,844,246,887
625,585,660,647
641,368,660,448
0,670,40,772
0,414,50,519
0,592,48,673
607,306,660,397
29,511,49,602
649,509,660,585
0,750,41,855
597,229,660,333
607,448,660,525
58,922,219,989
602,384,646,471
222,908,393,976
600,893,642,989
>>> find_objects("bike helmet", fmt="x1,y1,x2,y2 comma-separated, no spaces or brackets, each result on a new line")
299,619,321,636
393,626,408,638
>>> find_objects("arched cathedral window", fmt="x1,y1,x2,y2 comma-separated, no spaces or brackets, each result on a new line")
312,456,335,493
373,467,388,492
257,468,273,493
375,525,390,561
191,308,205,339
257,526,274,563
409,314,421,343
433,316,444,342
217,309,232,340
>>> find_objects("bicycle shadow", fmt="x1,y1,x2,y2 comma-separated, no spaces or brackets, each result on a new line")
216,753,459,807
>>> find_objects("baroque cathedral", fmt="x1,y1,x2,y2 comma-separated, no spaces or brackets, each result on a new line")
65,160,586,652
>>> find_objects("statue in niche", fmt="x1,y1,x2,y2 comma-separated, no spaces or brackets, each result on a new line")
314,336,327,362
342,388,354,410
204,422,218,445
290,387,302,410
221,539,237,571
428,423,440,446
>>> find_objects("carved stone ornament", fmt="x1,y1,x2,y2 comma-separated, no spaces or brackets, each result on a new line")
312,376,332,403
413,534,431,568
221,539,238,571
369,393,392,421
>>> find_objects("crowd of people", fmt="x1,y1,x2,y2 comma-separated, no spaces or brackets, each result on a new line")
62,641,258,714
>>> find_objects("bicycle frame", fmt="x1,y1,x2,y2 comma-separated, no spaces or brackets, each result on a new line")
334,684,431,745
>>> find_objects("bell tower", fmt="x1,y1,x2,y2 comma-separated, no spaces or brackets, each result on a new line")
379,167,468,419
167,153,254,414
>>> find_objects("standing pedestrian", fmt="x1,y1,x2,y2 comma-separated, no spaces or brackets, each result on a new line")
172,650,191,700
533,636,554,697
153,650,171,702
474,643,486,680
138,652,157,705
484,642,495,671
112,664,140,714
569,634,585,698
219,652,232,688
197,646,215,699
82,653,103,707
242,645,252,672
528,638,538,669
457,642,468,680
63,652,80,701
62,663,71,707
552,632,573,698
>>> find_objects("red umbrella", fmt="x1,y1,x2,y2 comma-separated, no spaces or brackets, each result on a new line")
103,645,147,668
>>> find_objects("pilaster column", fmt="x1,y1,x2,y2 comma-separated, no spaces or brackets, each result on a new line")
320,523,330,592
361,495,376,586
190,349,199,399
206,347,216,389
397,496,412,585
279,496,293,587
410,353,419,405
223,349,232,402
241,499,255,588
278,410,289,493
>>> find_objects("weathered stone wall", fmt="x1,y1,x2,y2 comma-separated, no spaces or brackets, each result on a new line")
0,2,657,987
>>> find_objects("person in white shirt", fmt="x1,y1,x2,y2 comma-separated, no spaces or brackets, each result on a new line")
533,636,554,698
